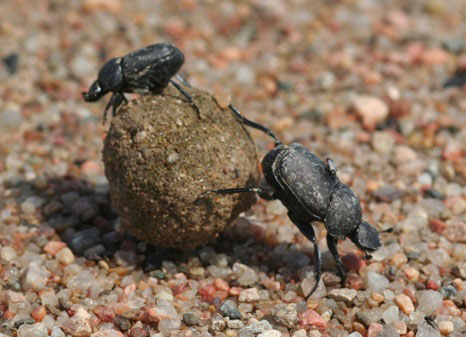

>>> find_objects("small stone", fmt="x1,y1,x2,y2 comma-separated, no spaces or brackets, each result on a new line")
210,314,226,331
257,331,281,337
372,131,395,154
427,249,451,266
390,253,408,268
220,300,242,320
51,327,66,337
404,267,420,282
367,323,383,337
239,320,272,337
227,320,245,329
68,228,101,254
17,323,48,337
364,272,389,292
1,246,17,262
437,321,454,336
0,107,24,132
299,310,327,330
56,247,75,265
328,288,357,304
182,313,200,326
114,317,131,331
61,317,92,337
348,333,363,337
238,288,260,302
415,321,441,337
71,197,98,221
270,303,298,329
309,331,322,337
439,285,457,298
31,305,47,322
21,261,51,291
417,290,443,314
233,263,259,286
382,306,399,325
43,241,67,256
352,95,389,130
379,326,400,337
292,329,307,337
90,329,124,337
391,321,407,335
394,294,414,315
158,318,181,336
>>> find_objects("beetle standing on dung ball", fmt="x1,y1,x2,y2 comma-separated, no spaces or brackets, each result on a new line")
82,43,200,123
207,104,392,297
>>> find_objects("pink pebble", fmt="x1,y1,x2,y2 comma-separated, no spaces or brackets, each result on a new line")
368,323,383,337
299,310,327,330
43,241,66,256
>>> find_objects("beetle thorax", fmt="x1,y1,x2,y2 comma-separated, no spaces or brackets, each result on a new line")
97,57,124,94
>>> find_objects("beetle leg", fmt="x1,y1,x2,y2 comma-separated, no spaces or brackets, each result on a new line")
326,158,337,177
209,187,276,201
326,234,346,283
228,104,282,146
289,216,321,298
103,93,126,124
169,79,200,116
175,73,191,87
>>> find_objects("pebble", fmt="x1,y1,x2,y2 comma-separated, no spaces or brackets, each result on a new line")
352,95,389,130
220,300,242,319
233,263,259,286
1,246,17,261
382,306,399,325
394,294,414,315
182,312,200,326
270,303,298,329
391,321,407,335
43,241,67,256
68,228,101,254
437,321,454,336
71,198,98,221
417,290,443,314
210,314,226,331
238,288,260,302
158,318,181,336
56,247,75,265
299,310,327,330
238,320,272,337
367,323,383,337
257,331,281,337
328,288,357,304
372,131,395,154
61,317,92,337
364,272,389,293
17,323,48,337
227,320,245,329
415,321,441,337
0,107,24,132
21,261,51,292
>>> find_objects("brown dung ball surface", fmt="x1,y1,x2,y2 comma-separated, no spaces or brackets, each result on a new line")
103,87,259,249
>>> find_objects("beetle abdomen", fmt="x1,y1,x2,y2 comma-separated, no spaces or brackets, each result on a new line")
275,144,337,219
122,43,184,91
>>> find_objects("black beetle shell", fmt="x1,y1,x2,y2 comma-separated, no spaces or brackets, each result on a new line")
122,43,185,92
97,57,124,95
262,143,338,221
325,183,362,239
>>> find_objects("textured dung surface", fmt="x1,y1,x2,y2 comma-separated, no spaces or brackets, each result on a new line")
103,87,259,249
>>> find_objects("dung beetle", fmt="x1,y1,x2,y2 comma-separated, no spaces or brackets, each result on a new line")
82,43,199,123
211,105,391,297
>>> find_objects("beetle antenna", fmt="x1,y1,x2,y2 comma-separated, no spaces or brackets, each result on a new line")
228,104,282,146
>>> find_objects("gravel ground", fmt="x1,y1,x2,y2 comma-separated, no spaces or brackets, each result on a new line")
0,1,465,337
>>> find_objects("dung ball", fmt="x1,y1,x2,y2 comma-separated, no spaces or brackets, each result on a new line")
103,87,259,249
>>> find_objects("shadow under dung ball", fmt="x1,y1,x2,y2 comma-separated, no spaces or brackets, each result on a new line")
103,87,259,249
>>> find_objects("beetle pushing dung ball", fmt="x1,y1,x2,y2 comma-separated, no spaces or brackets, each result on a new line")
209,105,391,297
82,43,199,123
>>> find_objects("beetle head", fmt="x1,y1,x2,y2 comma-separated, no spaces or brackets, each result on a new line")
82,80,103,102
349,220,381,252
